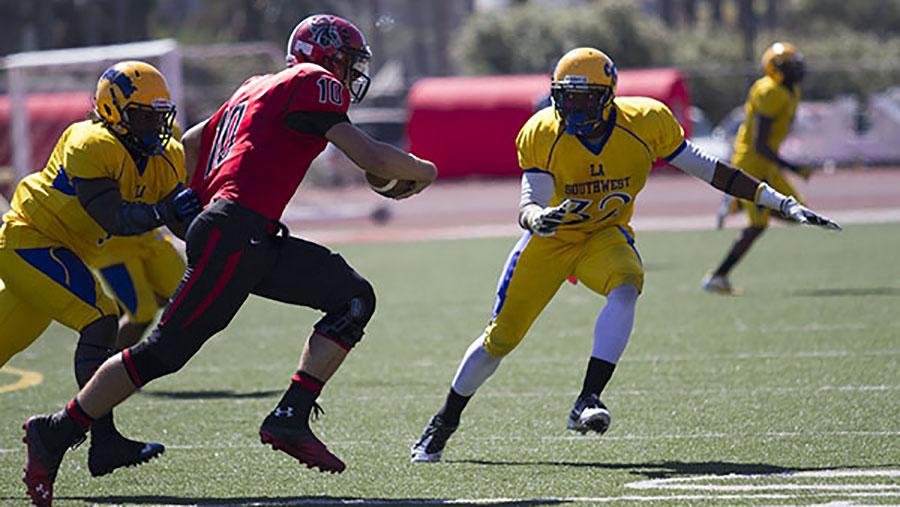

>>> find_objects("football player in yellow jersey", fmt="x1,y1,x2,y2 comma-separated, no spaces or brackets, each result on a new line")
0,61,199,482
411,47,840,462
705,42,811,294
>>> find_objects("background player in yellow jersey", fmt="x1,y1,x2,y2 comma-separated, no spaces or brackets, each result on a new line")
0,60,199,480
91,232,185,349
411,47,840,462
705,42,810,294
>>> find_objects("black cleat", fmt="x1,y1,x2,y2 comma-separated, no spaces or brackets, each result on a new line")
410,415,458,463
88,432,165,477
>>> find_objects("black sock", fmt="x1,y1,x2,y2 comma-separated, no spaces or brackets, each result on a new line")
579,357,616,399
714,252,741,278
435,388,471,426
271,371,324,429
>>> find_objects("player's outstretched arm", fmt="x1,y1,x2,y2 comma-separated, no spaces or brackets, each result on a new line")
669,140,840,231
76,178,201,237
326,123,437,184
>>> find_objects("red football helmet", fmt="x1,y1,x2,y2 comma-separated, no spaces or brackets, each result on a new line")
286,14,372,103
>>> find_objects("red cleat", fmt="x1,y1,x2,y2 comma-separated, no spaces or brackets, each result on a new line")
259,422,345,474
23,416,70,507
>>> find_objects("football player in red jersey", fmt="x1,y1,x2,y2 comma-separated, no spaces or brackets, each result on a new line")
23,14,436,504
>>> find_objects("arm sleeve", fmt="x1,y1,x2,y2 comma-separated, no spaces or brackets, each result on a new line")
75,178,164,236
519,171,554,208
668,140,718,183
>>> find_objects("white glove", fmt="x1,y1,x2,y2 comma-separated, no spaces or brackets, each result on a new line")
779,196,843,231
524,201,571,237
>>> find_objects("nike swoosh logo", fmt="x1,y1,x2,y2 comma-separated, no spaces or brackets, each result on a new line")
249,238,261,245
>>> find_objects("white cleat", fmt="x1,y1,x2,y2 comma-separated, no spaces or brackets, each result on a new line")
701,273,743,296
566,394,611,435
410,415,457,463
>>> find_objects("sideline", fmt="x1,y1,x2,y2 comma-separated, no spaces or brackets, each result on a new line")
0,366,43,394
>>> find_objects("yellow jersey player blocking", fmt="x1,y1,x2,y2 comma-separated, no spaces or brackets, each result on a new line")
411,48,840,462
705,42,813,294
0,61,199,491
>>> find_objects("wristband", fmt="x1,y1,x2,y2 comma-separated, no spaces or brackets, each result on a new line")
754,182,789,211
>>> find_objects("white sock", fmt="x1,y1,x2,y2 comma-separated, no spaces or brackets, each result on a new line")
450,334,502,397
592,284,639,363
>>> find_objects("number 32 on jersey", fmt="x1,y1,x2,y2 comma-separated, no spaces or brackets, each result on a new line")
561,192,632,225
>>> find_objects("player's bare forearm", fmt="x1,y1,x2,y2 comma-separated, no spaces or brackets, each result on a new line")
710,161,761,202
326,122,436,182
182,118,209,185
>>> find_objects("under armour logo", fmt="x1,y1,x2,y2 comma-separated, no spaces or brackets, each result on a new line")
273,406,294,418
36,483,49,499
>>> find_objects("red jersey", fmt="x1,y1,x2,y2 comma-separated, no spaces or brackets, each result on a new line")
192,63,350,220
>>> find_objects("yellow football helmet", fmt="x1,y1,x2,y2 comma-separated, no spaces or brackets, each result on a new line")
551,48,618,135
762,42,805,84
94,60,176,155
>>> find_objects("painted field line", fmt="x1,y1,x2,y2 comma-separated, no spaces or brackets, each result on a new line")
1,429,887,452
0,366,43,394
114,491,900,505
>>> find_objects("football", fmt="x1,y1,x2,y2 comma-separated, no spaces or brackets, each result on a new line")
365,172,417,199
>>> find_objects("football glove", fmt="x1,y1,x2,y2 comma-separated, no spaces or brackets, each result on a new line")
526,201,572,237
155,188,201,224
779,196,842,231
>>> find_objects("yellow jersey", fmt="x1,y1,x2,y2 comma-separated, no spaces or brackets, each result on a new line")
516,97,685,236
3,120,185,259
731,75,800,170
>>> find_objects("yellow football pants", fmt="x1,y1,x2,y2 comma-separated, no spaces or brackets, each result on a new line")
0,221,118,367
93,233,185,323
482,226,643,357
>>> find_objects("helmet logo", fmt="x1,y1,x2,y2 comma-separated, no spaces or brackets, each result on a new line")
101,68,137,99
310,18,342,49
604,62,616,79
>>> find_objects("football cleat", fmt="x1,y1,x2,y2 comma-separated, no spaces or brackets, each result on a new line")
88,432,165,477
410,415,458,463
259,412,345,474
701,273,743,296
23,416,74,507
567,393,611,435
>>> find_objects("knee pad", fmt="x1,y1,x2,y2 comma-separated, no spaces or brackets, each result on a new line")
74,316,118,387
313,281,376,350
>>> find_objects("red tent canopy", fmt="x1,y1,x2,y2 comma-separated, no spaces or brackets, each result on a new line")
407,68,691,179
0,92,93,170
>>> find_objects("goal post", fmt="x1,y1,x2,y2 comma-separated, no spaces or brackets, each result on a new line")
2,39,183,182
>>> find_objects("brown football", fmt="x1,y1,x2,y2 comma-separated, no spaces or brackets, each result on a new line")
365,172,417,199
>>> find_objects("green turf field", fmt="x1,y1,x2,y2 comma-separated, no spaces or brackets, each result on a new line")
2,223,899,505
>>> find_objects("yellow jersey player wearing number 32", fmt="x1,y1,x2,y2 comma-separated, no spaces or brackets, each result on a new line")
0,61,200,487
411,48,841,462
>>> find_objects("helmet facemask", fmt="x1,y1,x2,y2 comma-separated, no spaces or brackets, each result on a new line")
119,99,176,156
332,46,372,103
778,58,806,85
551,78,615,136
